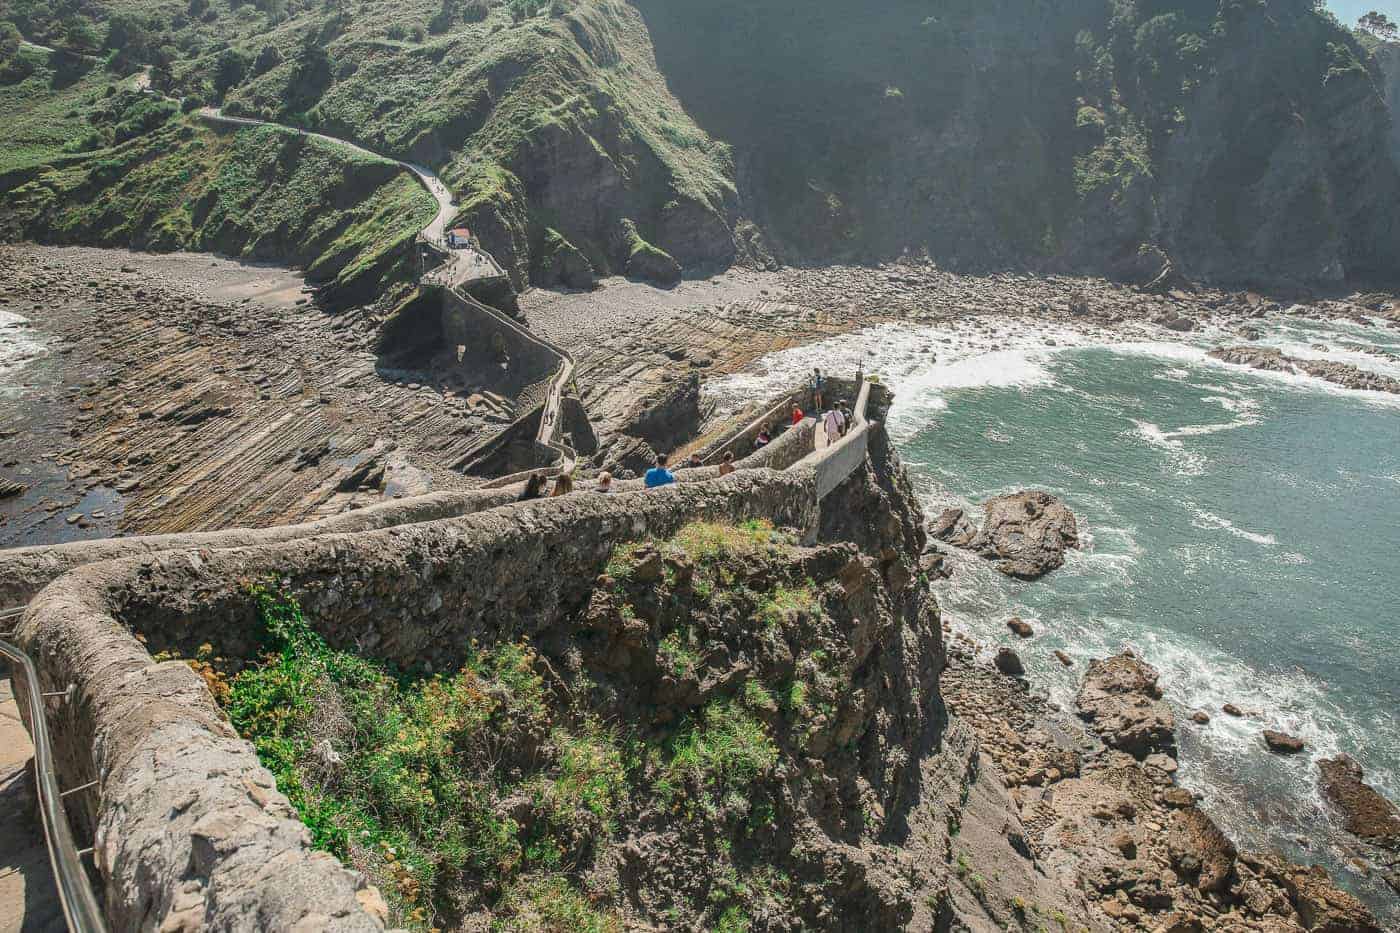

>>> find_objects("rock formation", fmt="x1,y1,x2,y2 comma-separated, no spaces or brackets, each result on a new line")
1318,755,1400,857
1075,652,1176,757
1210,346,1400,395
931,490,1079,580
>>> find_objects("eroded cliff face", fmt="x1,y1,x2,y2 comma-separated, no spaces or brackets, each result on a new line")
635,0,1400,288
1377,43,1400,167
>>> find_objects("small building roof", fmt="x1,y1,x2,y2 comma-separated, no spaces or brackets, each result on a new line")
448,227,471,238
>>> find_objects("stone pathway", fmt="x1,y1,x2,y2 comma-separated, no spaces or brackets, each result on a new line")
0,668,63,933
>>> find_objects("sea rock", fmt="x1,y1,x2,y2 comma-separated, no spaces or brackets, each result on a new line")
928,507,977,547
994,647,1025,678
966,490,1080,580
1053,649,1073,667
1209,346,1400,395
1317,755,1400,849
1263,730,1305,754
1189,710,1210,725
1075,653,1175,757
1222,703,1244,717
1006,617,1034,638
1167,806,1237,893
0,478,26,499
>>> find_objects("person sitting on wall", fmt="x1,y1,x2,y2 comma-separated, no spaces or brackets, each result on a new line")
687,453,703,469
791,404,804,425
719,451,737,476
754,427,772,450
595,472,614,493
644,454,677,488
550,474,573,497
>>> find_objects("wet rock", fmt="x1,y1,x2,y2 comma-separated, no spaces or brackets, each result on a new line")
928,507,976,547
0,478,26,499
1075,653,1175,757
1263,730,1305,754
1222,703,1244,717
1189,710,1210,725
1318,755,1400,849
1052,649,1073,667
1210,346,1400,395
994,647,1025,677
965,490,1079,580
1006,617,1034,638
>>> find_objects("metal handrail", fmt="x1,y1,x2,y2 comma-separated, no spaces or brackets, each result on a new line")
0,607,107,933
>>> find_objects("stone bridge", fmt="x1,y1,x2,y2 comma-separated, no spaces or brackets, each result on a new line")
0,372,881,930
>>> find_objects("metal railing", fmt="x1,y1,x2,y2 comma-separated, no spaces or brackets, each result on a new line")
0,606,107,933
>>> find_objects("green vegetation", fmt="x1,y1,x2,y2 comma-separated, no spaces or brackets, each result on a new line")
222,523,838,929
215,516,856,929
0,119,434,299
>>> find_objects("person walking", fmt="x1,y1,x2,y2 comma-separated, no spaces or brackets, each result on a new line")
718,451,737,476
823,406,844,446
517,473,546,501
811,367,825,410
644,454,677,488
595,471,614,493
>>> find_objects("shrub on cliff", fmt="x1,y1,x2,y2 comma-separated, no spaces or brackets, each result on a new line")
215,514,940,931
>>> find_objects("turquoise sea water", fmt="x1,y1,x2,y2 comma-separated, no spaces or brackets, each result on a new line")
711,312,1400,918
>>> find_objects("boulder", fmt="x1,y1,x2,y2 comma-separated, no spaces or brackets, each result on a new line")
928,507,977,547
1006,617,1034,638
1167,807,1237,893
966,490,1079,580
1053,649,1073,667
1075,653,1175,757
1222,703,1244,717
994,647,1025,678
1317,755,1400,849
1263,730,1305,754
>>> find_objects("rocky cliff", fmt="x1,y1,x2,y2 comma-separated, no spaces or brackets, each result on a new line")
2,0,1396,290
1377,42,1400,166
639,0,1400,288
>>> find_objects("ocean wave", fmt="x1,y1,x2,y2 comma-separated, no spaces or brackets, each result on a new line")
1186,504,1277,546
1131,420,1208,476
0,310,46,382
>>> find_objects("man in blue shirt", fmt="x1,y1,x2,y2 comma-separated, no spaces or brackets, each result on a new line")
644,454,677,488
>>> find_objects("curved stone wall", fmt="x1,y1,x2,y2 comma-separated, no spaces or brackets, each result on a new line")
13,469,816,931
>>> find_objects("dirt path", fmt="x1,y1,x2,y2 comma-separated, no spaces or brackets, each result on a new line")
0,671,63,933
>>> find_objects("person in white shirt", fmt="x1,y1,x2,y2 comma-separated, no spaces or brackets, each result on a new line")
823,406,845,445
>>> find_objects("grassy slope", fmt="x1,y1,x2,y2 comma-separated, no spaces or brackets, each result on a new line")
1,0,737,288
0,46,130,175
0,118,435,299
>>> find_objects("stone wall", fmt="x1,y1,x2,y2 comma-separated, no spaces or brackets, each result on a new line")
438,285,557,382
0,487,520,609
12,469,816,932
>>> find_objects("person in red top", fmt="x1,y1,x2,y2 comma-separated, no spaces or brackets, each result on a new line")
791,404,804,425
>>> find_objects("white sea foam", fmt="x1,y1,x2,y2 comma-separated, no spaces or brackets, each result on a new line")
1186,504,1277,546
1131,420,1208,476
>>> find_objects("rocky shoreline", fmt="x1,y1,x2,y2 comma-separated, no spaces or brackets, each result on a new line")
1208,346,1400,395
940,638,1388,931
